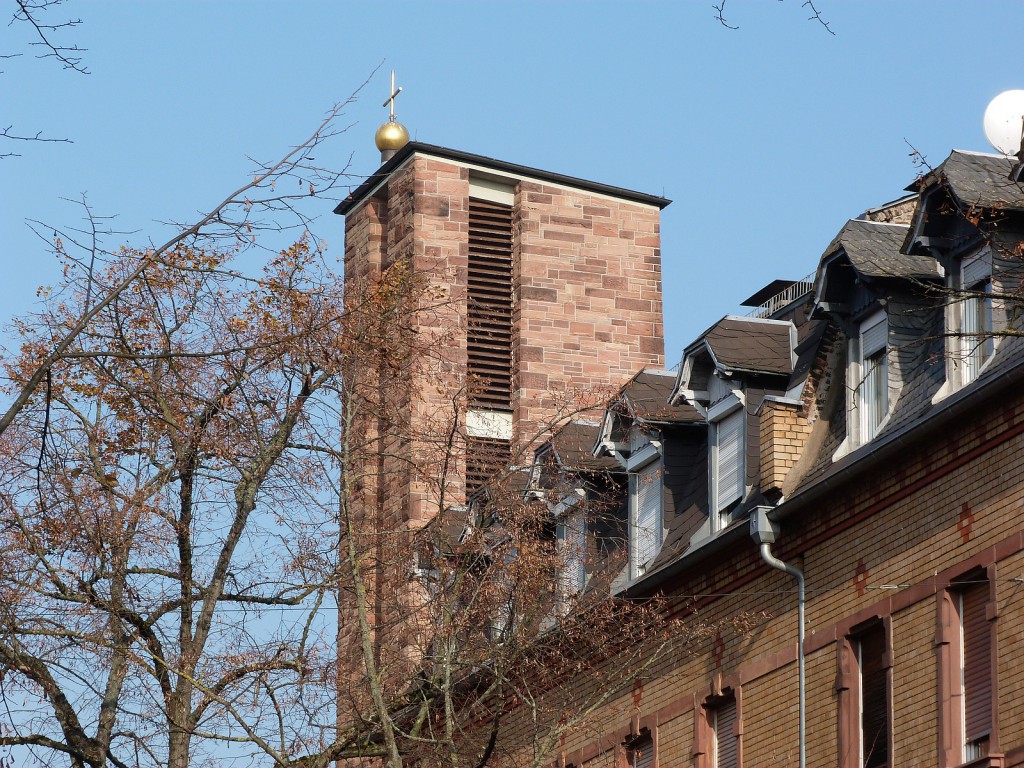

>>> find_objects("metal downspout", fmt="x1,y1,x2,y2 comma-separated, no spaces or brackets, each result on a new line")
759,542,806,768
750,507,805,768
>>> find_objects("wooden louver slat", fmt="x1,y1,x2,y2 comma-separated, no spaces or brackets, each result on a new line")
468,197,513,410
465,436,511,495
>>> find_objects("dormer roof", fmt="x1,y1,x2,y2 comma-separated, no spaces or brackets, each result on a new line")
908,149,1024,211
616,370,702,423
597,369,702,450
701,317,796,376
542,421,620,473
819,219,938,281
671,317,796,406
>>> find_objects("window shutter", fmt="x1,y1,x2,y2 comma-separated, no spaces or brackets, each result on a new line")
861,313,887,357
630,737,654,768
962,581,992,743
715,697,739,768
558,509,587,601
632,462,661,571
859,624,889,768
715,409,744,510
465,436,510,495
962,252,992,287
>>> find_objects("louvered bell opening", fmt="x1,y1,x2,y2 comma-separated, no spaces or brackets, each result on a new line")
961,580,992,745
859,623,889,768
468,198,513,411
466,436,511,496
715,696,739,768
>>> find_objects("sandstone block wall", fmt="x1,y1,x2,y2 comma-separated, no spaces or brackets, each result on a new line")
343,152,666,520
514,179,664,440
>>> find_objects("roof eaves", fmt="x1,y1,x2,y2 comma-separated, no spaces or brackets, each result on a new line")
622,518,750,597
623,350,1024,597
335,142,672,216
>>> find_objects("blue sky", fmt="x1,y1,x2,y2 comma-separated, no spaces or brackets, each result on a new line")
3,1,1022,363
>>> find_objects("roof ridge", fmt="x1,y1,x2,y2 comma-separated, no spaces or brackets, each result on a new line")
852,219,910,229
951,148,1010,159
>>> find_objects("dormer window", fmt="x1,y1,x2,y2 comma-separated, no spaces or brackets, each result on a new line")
709,394,744,530
554,500,586,612
959,251,994,385
852,310,889,445
629,452,663,580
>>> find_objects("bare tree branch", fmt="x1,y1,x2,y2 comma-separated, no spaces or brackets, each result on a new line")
12,0,88,74
803,0,835,35
712,1,739,30
0,80,370,438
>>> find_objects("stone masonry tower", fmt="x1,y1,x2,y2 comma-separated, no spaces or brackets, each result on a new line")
335,142,669,525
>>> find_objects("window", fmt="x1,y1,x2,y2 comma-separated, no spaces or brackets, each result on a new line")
627,732,654,768
710,402,744,528
938,573,994,766
858,624,889,767
854,311,888,444
629,459,662,579
555,505,587,612
959,252,994,385
711,694,739,768
837,621,890,768
695,691,740,768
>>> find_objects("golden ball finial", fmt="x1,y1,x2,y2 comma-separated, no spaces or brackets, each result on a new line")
375,120,410,152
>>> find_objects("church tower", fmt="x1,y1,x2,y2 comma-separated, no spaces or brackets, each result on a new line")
335,103,669,526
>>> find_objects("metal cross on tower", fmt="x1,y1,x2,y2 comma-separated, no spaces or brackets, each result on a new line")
383,70,402,122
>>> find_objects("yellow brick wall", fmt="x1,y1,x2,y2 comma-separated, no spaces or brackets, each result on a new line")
759,400,812,492
498,387,1024,768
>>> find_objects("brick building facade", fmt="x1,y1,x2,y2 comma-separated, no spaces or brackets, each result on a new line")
523,149,1024,768
337,140,1024,767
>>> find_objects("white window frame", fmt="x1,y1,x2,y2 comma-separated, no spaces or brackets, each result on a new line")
958,252,994,386
850,310,889,446
627,450,663,581
709,394,745,531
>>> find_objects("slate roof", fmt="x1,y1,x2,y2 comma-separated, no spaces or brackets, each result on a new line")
790,333,1024,503
546,421,619,472
820,219,940,281
644,429,708,574
616,370,703,424
622,147,1024,597
911,150,1024,210
700,317,794,376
